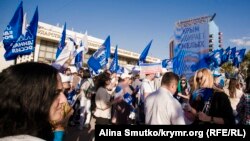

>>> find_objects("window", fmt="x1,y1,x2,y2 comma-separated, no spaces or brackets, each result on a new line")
38,40,58,64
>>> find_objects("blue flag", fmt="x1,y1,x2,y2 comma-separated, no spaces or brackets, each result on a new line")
75,41,83,70
161,59,168,68
56,23,66,59
221,46,230,64
5,7,39,60
167,59,173,69
3,1,23,60
104,36,111,61
162,59,174,69
116,66,124,74
238,48,246,63
233,48,246,67
138,40,153,65
191,54,210,72
109,45,119,73
87,35,111,73
211,49,223,68
230,47,236,59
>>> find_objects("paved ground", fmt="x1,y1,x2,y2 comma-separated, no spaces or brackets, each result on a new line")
64,117,96,141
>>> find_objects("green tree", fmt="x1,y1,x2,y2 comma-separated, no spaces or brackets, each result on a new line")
243,50,250,63
220,50,250,79
220,62,234,74
241,50,250,78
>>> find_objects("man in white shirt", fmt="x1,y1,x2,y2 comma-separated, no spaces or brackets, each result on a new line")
145,72,186,125
140,73,156,103
138,73,156,124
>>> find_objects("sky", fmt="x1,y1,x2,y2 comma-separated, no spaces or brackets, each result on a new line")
0,0,250,60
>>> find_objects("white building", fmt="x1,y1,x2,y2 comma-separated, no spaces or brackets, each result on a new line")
0,21,160,71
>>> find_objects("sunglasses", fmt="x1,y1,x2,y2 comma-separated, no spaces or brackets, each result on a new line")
196,76,203,82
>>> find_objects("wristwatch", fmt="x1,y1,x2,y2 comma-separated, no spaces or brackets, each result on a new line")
210,116,214,124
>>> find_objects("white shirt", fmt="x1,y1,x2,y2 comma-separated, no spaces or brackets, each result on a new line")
80,78,94,106
145,87,186,125
94,87,112,119
140,78,155,103
223,88,243,111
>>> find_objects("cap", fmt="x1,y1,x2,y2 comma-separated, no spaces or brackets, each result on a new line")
59,73,71,83
120,73,132,79
68,66,78,74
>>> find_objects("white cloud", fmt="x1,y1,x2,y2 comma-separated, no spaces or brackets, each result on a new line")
242,37,250,40
230,37,250,47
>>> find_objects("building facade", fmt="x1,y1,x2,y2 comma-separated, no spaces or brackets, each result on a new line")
0,22,160,71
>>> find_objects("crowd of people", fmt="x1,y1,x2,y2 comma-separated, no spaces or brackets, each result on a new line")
0,61,249,140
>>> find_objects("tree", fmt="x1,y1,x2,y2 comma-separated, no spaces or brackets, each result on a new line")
220,62,234,74
220,50,250,79
241,50,250,78
243,50,250,62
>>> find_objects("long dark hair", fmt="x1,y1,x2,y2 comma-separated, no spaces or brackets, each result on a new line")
0,62,59,140
95,71,111,90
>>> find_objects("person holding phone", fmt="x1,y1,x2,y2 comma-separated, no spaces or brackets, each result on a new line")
184,68,235,124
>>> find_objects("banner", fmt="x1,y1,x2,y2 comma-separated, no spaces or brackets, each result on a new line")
140,62,162,75
174,19,209,78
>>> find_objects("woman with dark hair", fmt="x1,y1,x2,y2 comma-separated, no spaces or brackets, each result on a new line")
224,78,243,116
236,76,250,125
0,62,72,141
94,71,120,125
78,69,95,130
176,75,190,104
